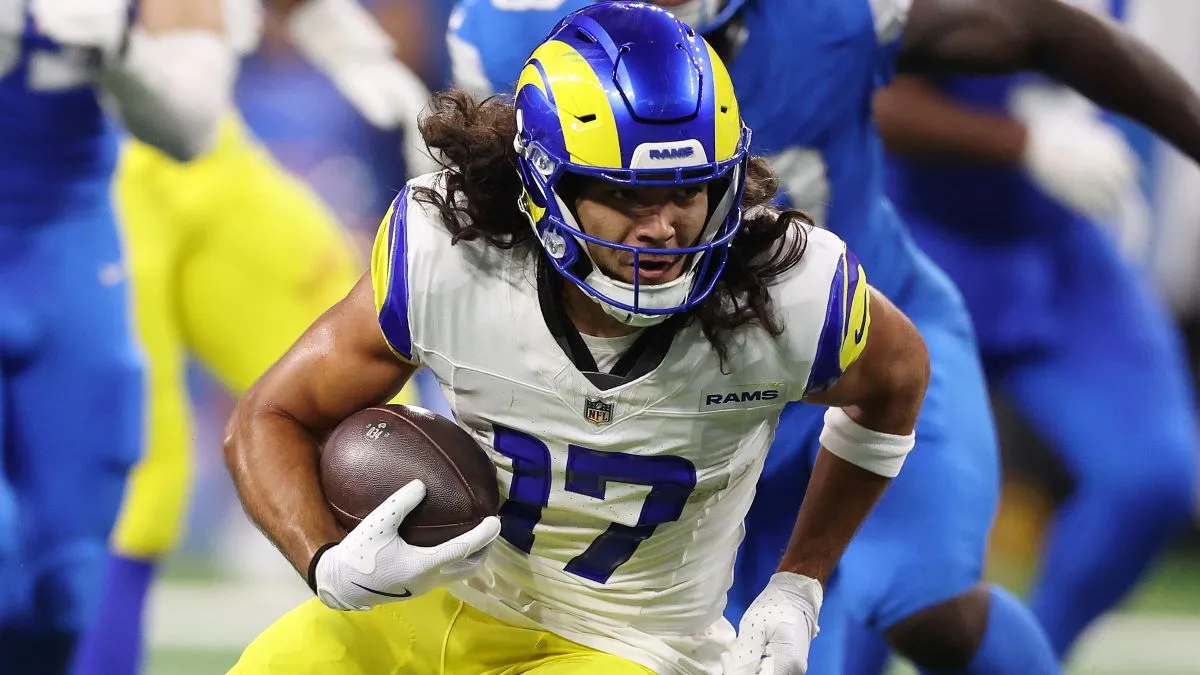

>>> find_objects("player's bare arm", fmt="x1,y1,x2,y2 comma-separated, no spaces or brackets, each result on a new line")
138,0,225,31
223,275,416,578
899,0,1200,165
874,77,1027,165
874,71,1141,223
726,284,928,673
784,288,929,583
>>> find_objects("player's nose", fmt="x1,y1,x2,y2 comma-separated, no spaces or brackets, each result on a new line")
631,208,677,247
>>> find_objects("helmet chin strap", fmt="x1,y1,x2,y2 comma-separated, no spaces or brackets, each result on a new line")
558,198,701,327
583,267,692,327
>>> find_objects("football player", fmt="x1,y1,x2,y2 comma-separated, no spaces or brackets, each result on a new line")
0,0,234,671
71,1,435,673
874,23,1198,666
446,0,1200,672
223,4,931,673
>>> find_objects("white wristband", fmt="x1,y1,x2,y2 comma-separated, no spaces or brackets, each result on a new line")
818,407,914,478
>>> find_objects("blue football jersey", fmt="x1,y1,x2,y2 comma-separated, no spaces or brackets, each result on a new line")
450,0,941,301
0,1,118,217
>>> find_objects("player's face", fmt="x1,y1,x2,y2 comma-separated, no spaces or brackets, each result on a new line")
574,180,710,285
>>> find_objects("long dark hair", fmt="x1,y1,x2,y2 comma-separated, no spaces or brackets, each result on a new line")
412,89,811,366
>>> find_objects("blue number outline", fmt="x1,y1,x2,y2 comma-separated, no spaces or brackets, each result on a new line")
491,424,698,583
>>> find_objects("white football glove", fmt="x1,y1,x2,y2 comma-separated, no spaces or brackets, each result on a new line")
312,479,501,611
224,0,265,56
287,0,438,176
723,572,823,675
31,0,130,58
1021,110,1140,223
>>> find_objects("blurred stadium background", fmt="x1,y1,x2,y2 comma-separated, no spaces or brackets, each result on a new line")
138,0,1200,672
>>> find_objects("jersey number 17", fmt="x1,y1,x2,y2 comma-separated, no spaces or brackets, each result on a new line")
492,424,698,584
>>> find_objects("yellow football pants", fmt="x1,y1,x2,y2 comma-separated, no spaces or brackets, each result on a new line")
231,589,654,674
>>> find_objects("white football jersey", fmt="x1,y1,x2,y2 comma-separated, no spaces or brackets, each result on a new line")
369,173,871,674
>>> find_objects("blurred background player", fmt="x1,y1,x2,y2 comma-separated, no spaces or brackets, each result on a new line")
871,0,1198,666
0,0,236,672
69,1,437,674
444,0,1200,673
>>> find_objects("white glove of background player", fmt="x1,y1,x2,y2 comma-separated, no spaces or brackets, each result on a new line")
1021,110,1139,223
287,0,439,177
313,479,501,611
723,572,823,675
32,0,129,58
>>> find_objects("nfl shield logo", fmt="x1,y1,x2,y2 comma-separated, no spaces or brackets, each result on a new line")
584,398,614,425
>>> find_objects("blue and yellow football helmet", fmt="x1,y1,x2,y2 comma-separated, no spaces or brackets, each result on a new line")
513,1,751,326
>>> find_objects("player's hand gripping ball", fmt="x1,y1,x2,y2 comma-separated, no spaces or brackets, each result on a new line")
311,405,502,611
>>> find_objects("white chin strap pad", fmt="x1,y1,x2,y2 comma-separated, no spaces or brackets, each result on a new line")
583,267,693,327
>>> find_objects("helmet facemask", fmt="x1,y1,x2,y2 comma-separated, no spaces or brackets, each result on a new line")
516,115,751,327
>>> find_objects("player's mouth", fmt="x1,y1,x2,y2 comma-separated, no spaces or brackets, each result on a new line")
633,256,683,284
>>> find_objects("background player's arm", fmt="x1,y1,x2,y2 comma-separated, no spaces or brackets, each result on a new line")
223,275,416,578
784,289,929,583
95,0,235,161
873,76,1027,164
262,0,436,174
873,73,1140,221
898,0,1200,165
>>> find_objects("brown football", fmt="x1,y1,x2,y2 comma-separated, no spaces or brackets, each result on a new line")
319,404,500,547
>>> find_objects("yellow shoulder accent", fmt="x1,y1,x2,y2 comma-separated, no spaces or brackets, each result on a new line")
369,199,417,365
370,202,398,317
838,252,871,372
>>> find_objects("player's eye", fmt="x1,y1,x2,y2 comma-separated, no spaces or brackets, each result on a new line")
674,186,704,203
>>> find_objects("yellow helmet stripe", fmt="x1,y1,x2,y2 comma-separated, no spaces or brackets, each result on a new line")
520,39,622,168
705,39,741,163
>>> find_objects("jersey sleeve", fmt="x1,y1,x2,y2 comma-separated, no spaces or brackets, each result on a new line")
767,227,872,399
803,242,872,396
370,187,419,364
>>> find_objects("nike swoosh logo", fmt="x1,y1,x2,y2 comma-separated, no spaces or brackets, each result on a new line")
350,582,412,598
853,299,868,344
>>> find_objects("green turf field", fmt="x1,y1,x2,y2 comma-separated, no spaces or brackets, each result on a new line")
148,649,240,675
